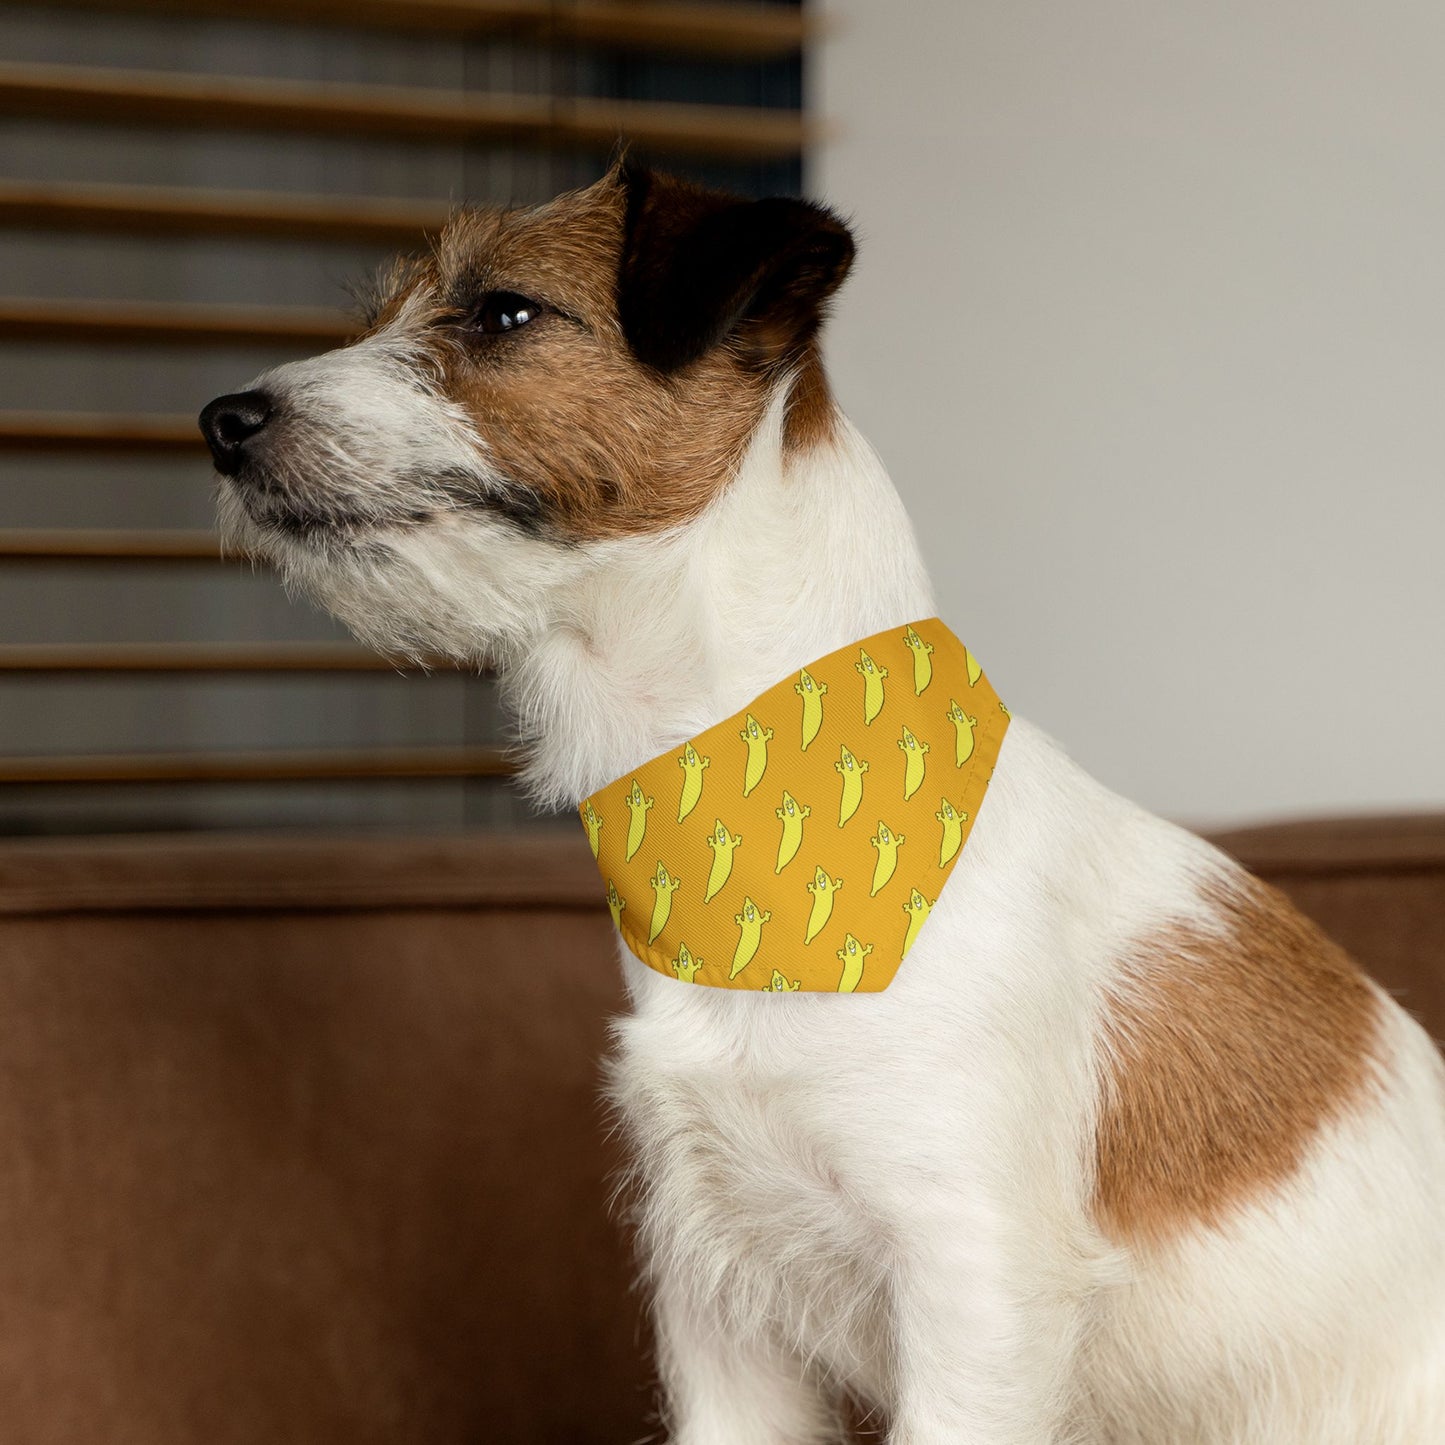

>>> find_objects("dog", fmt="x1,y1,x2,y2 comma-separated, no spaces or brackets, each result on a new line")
200,162,1445,1443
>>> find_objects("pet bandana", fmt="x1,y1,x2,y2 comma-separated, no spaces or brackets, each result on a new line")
579,619,1008,993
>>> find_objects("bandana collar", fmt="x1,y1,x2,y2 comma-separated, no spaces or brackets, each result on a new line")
579,619,1008,993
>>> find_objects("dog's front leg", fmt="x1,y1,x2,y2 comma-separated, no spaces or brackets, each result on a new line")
653,1275,841,1445
885,1210,1090,1445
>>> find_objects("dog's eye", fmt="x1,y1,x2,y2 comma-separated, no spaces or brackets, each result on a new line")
471,291,543,334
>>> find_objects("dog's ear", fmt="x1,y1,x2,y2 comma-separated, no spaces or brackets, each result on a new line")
616,162,855,374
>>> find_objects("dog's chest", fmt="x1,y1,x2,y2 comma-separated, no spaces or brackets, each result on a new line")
612,1003,894,1386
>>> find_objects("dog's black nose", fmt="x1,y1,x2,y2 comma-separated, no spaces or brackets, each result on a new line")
199,390,273,475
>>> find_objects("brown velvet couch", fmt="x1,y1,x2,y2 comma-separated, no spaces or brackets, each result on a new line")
0,816,1440,1444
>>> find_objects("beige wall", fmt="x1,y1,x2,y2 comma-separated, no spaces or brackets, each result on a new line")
812,0,1445,826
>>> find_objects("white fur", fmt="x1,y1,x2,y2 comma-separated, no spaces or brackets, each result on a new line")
221,346,1445,1444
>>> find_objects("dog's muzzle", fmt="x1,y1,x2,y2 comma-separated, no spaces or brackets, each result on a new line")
199,390,274,477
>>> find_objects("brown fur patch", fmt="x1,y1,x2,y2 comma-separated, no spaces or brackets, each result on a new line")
368,174,814,541
782,344,839,456
1094,872,1382,1246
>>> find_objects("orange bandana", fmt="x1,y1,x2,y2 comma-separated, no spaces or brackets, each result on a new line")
580,620,1008,993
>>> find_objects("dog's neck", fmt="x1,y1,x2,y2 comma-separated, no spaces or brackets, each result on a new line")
506,389,936,809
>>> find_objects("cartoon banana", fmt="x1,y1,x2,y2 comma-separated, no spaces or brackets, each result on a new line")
897,724,930,801
670,942,704,983
855,649,888,725
740,713,774,797
902,625,935,695
676,742,710,822
947,700,979,768
966,647,983,687
762,970,802,993
606,879,626,932
794,668,828,751
624,779,654,861
870,820,906,897
774,790,811,873
704,819,743,903
581,801,603,859
834,744,870,827
935,796,969,866
835,933,873,993
730,897,771,978
804,866,842,944
648,862,682,944
901,888,934,955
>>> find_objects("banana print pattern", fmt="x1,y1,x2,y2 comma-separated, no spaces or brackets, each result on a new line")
582,619,1006,992
677,743,710,822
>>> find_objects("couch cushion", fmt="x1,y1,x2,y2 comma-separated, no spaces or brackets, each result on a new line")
0,831,649,1445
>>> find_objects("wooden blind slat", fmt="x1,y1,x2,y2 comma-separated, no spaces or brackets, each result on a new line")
549,0,810,58
0,745,513,784
29,0,810,59
0,413,204,452
0,643,418,673
0,297,353,349
0,529,222,560
0,62,812,161
0,180,448,245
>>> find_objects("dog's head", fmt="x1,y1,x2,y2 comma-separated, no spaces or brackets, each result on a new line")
200,163,854,662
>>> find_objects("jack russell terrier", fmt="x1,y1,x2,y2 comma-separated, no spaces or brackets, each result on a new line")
200,163,1445,1444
